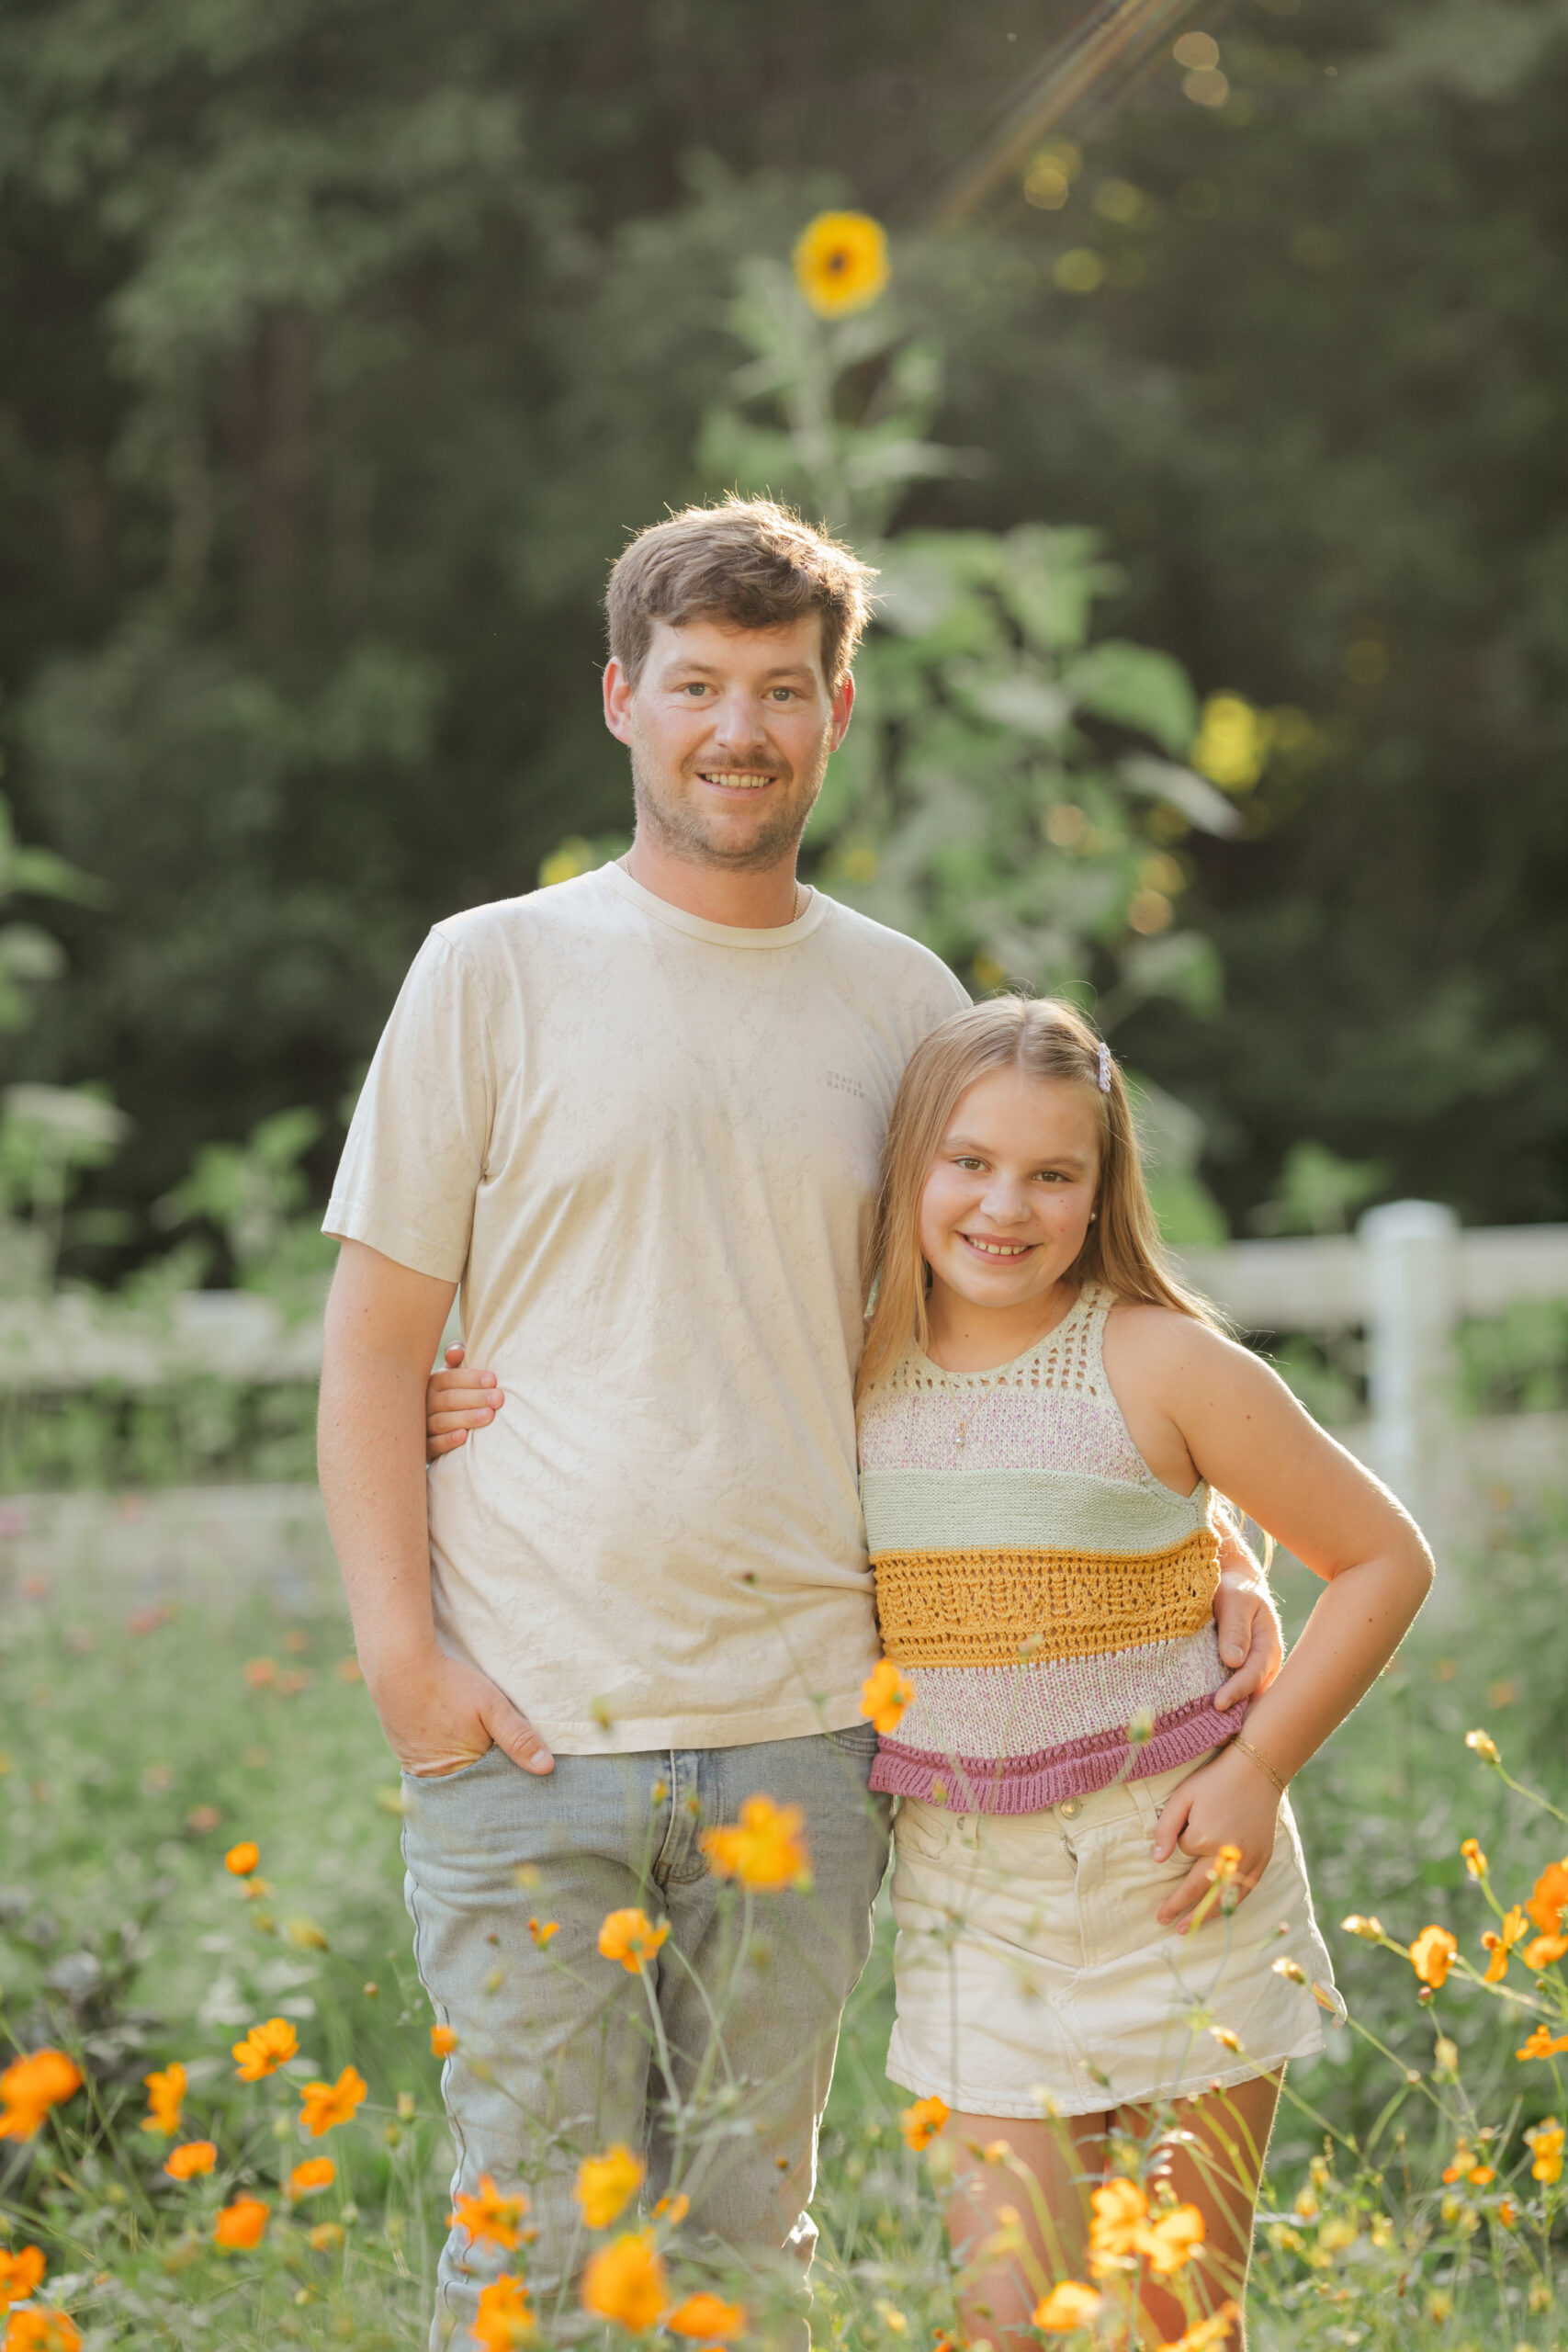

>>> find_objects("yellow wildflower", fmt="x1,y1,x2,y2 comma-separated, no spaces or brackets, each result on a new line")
1517,2024,1568,2063
141,2062,186,2136
451,2175,529,2250
861,1661,915,1735
0,2249,45,2308
1483,1905,1529,1982
597,1909,670,1972
0,2050,82,2142
580,2230,668,2331
1408,1926,1457,1989
1341,1915,1384,1940
700,1795,811,1891
298,2065,367,2138
213,2196,269,2249
1033,2280,1102,2333
474,2276,536,2348
1160,2304,1241,2351
528,1918,560,1948
1465,1728,1500,1761
1526,2118,1564,2184
792,211,890,318
899,2096,949,2151
666,2293,748,2340
575,2144,644,2231
231,2018,298,2081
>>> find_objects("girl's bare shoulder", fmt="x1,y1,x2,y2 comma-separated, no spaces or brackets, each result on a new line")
1101,1299,1274,1393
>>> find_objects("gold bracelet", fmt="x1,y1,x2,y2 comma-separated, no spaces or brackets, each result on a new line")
1231,1735,1290,1797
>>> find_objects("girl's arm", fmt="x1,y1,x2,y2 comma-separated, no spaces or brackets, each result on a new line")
1113,1311,1434,1929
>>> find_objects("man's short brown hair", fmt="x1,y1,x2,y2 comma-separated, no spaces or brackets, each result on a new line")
605,496,877,687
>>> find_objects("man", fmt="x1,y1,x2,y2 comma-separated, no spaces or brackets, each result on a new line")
316,497,1277,2346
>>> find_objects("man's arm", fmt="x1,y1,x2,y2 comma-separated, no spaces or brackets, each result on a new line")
317,1238,553,1778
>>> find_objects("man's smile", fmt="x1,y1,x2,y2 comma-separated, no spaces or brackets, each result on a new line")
697,770,778,790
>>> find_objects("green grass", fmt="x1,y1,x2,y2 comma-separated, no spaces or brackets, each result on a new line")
2,1494,1566,2347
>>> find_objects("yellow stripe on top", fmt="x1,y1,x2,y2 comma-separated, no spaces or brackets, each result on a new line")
872,1527,1221,1669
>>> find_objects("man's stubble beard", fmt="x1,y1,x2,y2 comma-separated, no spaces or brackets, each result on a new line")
629,741,828,873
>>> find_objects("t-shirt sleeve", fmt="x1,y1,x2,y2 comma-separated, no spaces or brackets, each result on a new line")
322,929,495,1283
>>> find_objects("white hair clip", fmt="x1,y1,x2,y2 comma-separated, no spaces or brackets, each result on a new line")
1097,1042,1112,1092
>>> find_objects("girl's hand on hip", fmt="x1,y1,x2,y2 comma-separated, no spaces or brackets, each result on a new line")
1151,1747,1280,1933
426,1343,505,1460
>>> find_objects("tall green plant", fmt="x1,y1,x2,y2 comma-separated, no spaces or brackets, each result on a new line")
699,251,1243,1033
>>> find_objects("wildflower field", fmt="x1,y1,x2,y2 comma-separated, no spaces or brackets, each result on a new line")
1,1498,1565,2352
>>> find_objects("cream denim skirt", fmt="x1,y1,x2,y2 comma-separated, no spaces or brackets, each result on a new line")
886,1758,1342,2119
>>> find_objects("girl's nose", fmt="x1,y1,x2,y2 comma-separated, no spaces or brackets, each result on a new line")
978,1179,1031,1224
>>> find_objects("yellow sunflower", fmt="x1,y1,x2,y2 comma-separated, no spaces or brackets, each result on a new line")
792,211,890,317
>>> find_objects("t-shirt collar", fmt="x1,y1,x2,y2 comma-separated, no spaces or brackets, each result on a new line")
598,860,829,948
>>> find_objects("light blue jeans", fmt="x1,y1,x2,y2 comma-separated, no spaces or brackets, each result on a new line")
400,1724,890,2347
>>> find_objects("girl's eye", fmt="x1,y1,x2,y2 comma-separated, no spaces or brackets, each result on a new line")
954,1156,986,1171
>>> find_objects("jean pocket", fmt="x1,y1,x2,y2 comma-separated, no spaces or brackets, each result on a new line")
400,1745,500,1788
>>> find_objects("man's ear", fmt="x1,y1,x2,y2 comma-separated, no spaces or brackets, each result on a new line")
829,670,856,751
603,657,635,746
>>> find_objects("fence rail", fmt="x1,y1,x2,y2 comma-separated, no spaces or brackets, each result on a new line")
5,1204,1567,1546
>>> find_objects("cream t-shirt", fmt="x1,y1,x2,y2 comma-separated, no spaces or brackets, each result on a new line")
324,862,968,1752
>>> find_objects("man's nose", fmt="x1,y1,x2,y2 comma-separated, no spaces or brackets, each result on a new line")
709,692,770,753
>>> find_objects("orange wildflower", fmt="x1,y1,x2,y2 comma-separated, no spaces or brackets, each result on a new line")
699,1795,811,1892
575,2144,644,2230
213,2196,269,2249
0,2250,45,2308
1088,2178,1205,2278
451,2174,530,2250
653,2193,690,2224
243,1657,278,1689
1032,2281,1102,2333
1528,1858,1568,1937
861,1661,915,1736
231,2018,298,2081
528,1918,560,1948
1160,2304,1241,2351
298,2065,367,2137
1483,1905,1529,1983
1340,1915,1384,1940
1142,2204,1207,2276
164,2141,217,2180
0,2051,82,2142
288,2158,335,2197
1460,1838,1486,1879
1526,2119,1564,2184
474,2275,536,2348
309,2222,344,2253
430,2025,458,2057
141,2062,186,2135
580,2231,668,2331
597,1909,670,1972
4,2312,81,2352
224,1842,260,1877
899,2096,949,2152
1517,2024,1568,2063
1524,1933,1568,1972
1408,1926,1458,1990
666,2293,748,2341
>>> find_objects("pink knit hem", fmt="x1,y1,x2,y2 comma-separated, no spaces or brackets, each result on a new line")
869,1694,1249,1815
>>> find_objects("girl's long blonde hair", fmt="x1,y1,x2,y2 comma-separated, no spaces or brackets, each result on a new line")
856,996,1224,1404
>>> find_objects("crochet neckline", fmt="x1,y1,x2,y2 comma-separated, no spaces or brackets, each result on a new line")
910,1282,1107,1390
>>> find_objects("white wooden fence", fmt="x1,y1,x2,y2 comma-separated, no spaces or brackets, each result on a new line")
0,1204,1564,1595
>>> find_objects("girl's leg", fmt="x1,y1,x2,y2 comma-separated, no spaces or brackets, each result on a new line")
940,2105,1110,2347
1121,2068,1282,2347
939,2069,1281,2351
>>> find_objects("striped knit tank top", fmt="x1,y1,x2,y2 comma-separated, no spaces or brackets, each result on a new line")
859,1283,1241,1815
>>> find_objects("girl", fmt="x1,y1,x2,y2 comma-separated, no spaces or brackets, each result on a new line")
425,995,1432,2346
847,997,1430,2346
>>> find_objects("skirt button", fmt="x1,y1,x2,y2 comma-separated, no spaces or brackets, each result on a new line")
1059,1798,1083,1820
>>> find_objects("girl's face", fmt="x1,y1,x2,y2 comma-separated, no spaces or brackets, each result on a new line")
918,1067,1103,1317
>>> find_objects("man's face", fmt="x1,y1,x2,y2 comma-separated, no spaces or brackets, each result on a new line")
603,614,854,871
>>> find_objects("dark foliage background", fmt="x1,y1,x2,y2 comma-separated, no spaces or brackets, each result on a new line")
1,0,1563,1267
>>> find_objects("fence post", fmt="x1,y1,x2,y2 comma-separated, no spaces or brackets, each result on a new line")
1359,1199,1461,1540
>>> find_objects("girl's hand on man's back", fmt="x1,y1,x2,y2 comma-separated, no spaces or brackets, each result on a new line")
1149,1746,1281,1934
426,1343,505,1459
